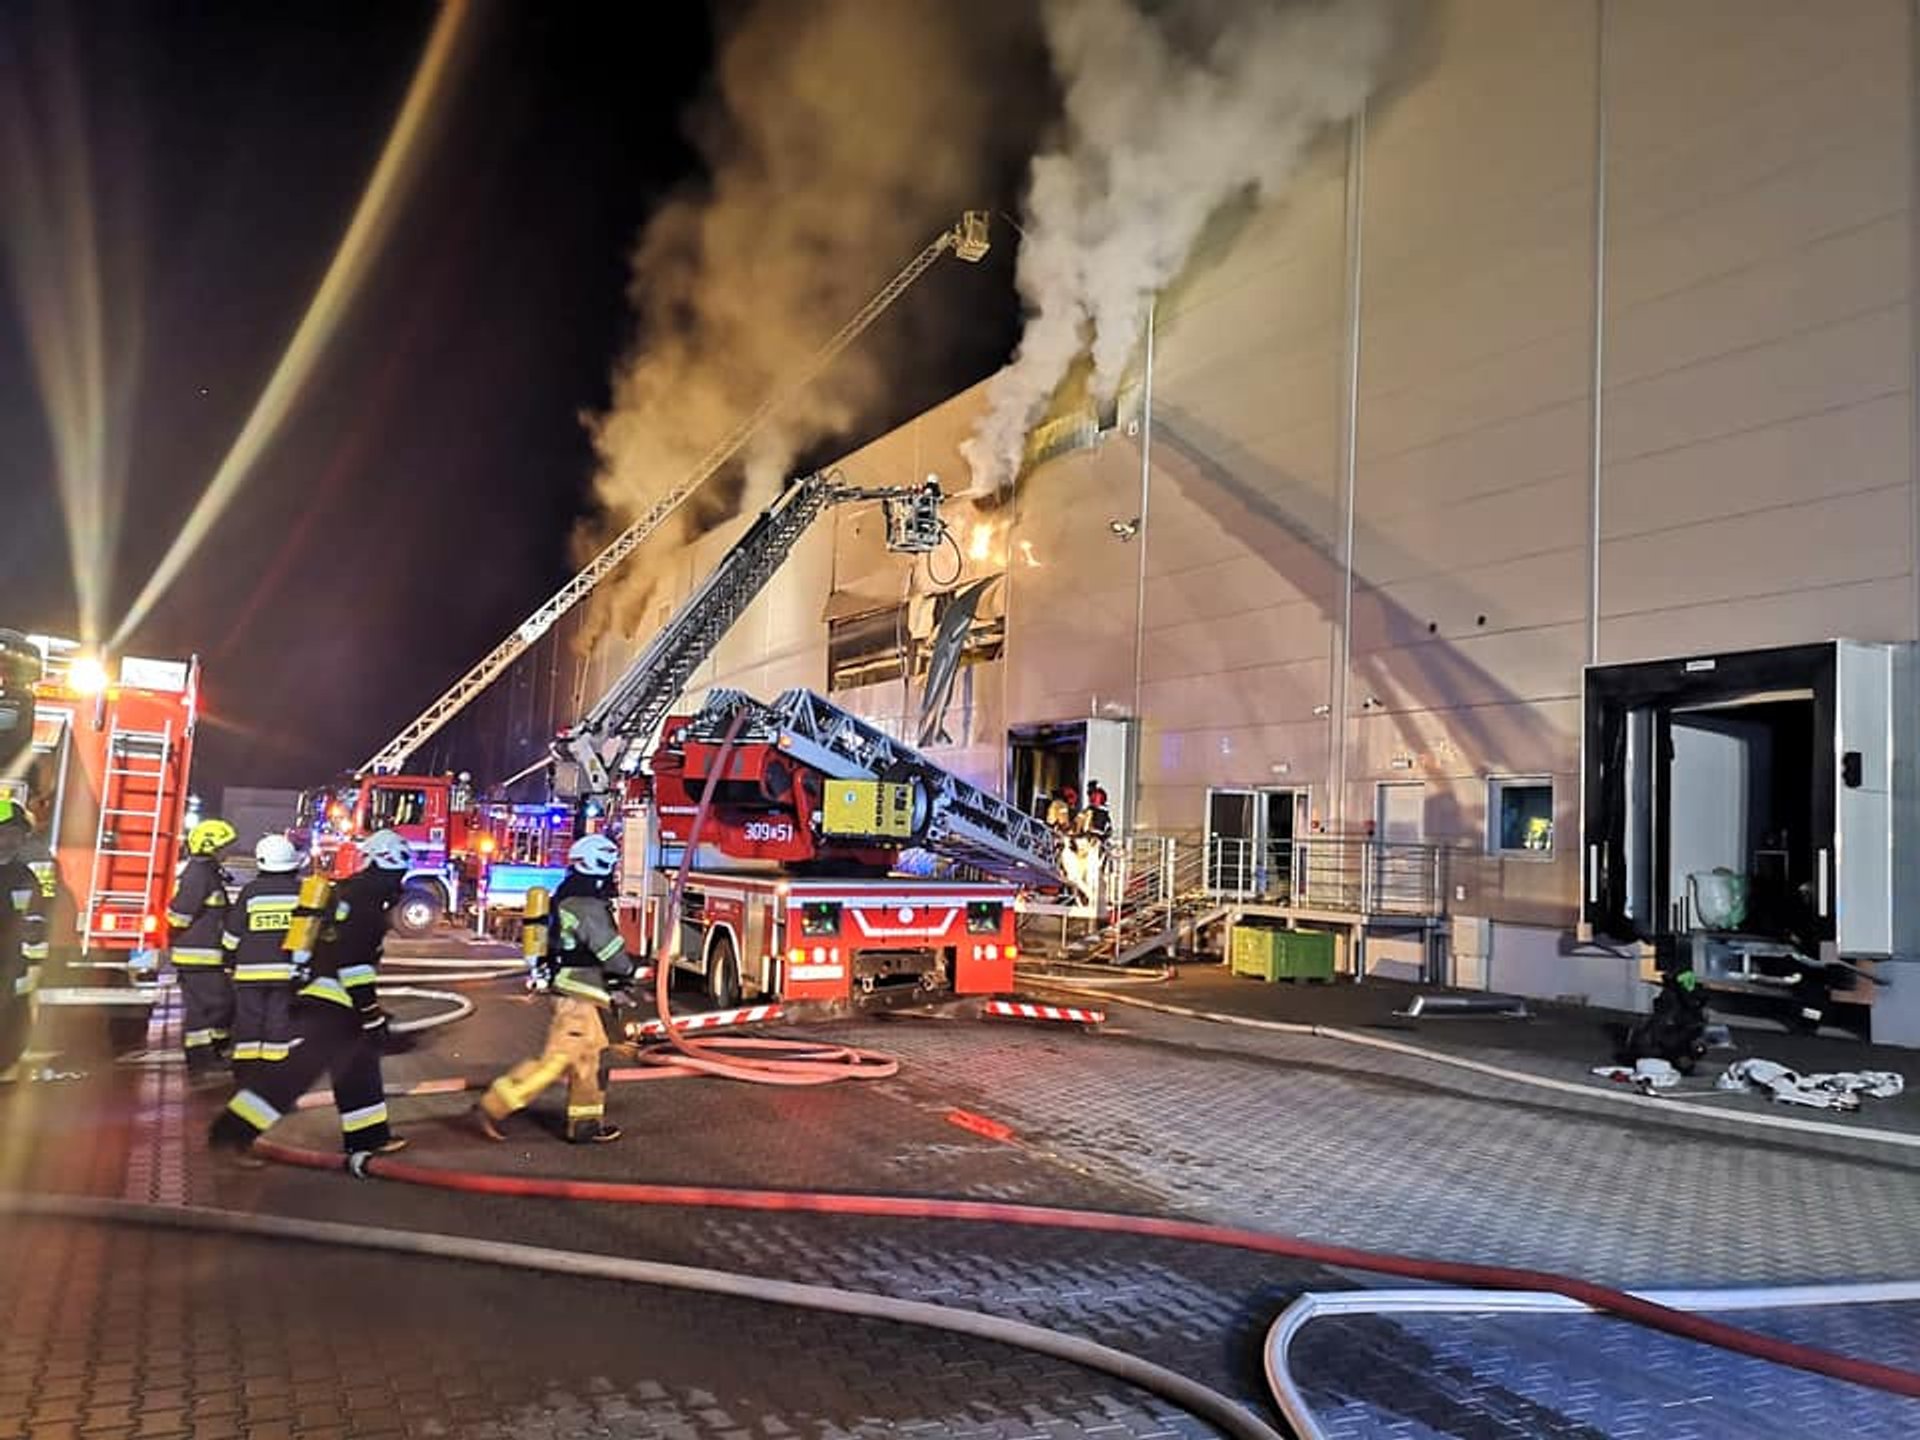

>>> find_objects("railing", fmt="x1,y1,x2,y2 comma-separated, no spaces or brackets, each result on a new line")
1041,830,1449,962
1107,833,1448,919
1210,833,1445,917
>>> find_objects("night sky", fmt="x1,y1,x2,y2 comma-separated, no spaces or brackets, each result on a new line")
2,2,1028,800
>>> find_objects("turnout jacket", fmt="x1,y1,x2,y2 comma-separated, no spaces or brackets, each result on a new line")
167,854,232,967
550,870,635,1006
222,872,303,982
297,869,401,1023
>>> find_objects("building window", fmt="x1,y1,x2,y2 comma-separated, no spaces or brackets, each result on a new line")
828,607,907,692
1489,777,1553,857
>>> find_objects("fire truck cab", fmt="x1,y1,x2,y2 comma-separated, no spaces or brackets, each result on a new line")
298,771,479,935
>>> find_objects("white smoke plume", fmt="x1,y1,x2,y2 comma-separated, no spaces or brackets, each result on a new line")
962,0,1392,492
579,0,1041,649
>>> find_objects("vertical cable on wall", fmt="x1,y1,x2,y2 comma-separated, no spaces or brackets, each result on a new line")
1587,0,1610,667
1330,107,1367,832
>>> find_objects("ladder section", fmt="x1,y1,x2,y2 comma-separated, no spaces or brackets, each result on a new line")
85,721,173,946
563,477,838,792
357,213,990,777
691,688,1063,888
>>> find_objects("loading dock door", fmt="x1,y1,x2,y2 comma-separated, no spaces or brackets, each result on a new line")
1585,645,1838,951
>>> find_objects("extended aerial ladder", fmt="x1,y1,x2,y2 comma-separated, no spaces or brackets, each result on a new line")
356,211,992,777
552,469,949,798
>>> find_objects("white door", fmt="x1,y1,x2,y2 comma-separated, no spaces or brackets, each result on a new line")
1373,782,1426,914
1205,787,1257,893
1375,782,1425,842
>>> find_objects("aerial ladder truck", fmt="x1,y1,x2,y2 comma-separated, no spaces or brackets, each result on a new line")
295,213,994,934
545,470,1065,1011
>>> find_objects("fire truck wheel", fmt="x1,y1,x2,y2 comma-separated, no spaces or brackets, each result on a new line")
392,886,445,938
706,933,741,1010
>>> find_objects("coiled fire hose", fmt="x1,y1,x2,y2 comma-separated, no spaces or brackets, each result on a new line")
623,711,897,1085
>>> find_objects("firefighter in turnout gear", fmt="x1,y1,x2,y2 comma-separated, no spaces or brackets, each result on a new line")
209,829,413,1162
0,799,48,1082
221,834,304,1086
473,833,635,1145
169,817,238,1076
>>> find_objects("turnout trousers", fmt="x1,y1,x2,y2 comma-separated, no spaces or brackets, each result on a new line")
479,996,611,1142
228,980,296,1089
209,999,390,1153
176,965,234,1070
0,955,29,1079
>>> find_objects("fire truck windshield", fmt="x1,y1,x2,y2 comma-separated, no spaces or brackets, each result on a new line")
365,785,431,830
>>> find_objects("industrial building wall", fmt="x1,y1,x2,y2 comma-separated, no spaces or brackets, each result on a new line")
555,0,1914,999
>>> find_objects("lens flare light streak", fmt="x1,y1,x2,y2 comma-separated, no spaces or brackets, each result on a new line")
0,10,138,646
110,0,473,649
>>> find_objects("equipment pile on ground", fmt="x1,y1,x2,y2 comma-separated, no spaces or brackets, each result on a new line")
1715,1057,1905,1112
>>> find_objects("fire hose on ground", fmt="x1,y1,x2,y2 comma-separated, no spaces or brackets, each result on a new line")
1026,980,1920,1155
618,711,898,1087
0,1190,1282,1440
237,1137,1920,1404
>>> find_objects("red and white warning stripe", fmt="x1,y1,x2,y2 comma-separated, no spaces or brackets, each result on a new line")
627,1003,782,1041
983,999,1105,1026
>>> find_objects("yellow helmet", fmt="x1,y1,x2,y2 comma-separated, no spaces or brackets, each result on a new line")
187,818,237,855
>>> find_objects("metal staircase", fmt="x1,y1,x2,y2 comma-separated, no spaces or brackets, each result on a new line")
84,720,173,947
687,687,1063,888
1066,836,1230,964
556,472,945,798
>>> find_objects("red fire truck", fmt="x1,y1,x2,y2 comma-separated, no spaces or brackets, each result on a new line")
294,776,577,935
614,695,1032,1008
6,635,199,968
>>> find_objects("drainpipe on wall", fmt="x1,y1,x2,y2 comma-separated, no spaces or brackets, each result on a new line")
1330,106,1367,835
1129,298,1156,731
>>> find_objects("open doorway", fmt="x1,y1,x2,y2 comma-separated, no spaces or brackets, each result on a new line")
1666,693,1817,944
1204,786,1301,896
1006,718,1133,835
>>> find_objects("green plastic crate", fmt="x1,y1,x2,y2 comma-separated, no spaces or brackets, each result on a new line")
1230,925,1280,977
1275,928,1335,981
1230,925,1335,982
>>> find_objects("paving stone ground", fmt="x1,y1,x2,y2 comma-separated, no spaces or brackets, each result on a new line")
3,959,1918,1437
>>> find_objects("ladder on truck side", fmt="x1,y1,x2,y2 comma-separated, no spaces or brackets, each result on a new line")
84,720,173,952
689,687,1063,889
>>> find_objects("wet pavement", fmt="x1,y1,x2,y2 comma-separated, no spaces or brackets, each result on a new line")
3,958,1919,1437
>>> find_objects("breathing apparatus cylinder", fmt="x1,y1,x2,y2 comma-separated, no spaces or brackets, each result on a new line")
522,886,552,991
283,872,334,982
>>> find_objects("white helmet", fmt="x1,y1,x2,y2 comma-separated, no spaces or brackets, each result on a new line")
255,834,302,873
568,834,619,877
356,828,413,872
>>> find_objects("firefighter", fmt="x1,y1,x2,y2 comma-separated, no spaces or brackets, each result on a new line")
1045,784,1079,834
472,833,635,1145
208,828,413,1163
168,817,237,1077
0,799,47,1082
1077,781,1114,841
221,834,304,1087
